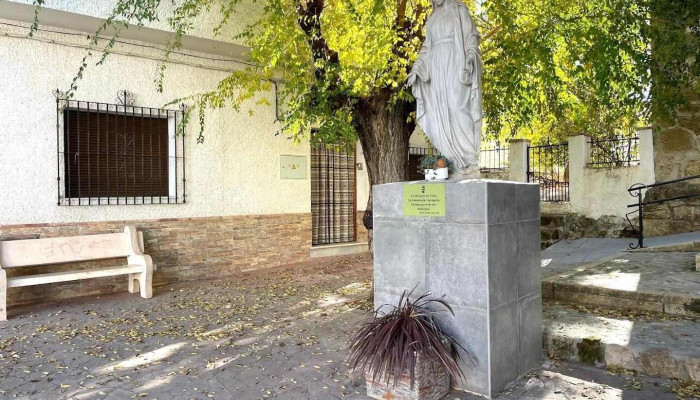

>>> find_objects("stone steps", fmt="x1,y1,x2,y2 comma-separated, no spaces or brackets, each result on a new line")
542,251,700,317
543,302,700,381
543,278,700,317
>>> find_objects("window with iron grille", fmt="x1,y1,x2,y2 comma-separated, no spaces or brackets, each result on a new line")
56,96,186,205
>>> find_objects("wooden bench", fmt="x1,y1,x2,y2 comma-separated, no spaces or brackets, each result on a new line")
0,226,153,321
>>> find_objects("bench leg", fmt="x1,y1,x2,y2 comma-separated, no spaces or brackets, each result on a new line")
128,274,140,294
0,269,7,321
139,263,153,299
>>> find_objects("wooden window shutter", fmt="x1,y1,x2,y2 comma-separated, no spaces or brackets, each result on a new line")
63,109,170,199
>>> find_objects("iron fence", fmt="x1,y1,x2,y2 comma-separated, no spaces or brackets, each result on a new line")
56,95,186,206
408,147,440,180
589,135,640,168
479,144,509,171
408,147,440,156
527,143,570,202
408,146,512,179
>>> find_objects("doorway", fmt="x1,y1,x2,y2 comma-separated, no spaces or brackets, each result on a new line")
310,144,357,246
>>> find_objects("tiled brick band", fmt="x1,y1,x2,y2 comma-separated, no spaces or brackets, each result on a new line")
0,213,311,307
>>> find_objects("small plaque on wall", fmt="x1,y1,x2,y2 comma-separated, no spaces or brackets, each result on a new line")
280,155,308,180
403,184,446,217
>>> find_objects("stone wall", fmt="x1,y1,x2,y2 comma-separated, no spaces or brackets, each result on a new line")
653,97,700,183
540,213,633,248
643,193,700,237
646,96,700,236
0,214,311,307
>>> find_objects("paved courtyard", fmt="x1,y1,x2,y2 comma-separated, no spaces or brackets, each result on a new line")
541,231,700,278
555,251,700,296
0,254,693,399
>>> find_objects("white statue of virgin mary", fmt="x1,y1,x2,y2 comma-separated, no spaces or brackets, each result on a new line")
408,0,483,177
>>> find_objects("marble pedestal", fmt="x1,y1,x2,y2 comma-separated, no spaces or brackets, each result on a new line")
373,179,542,398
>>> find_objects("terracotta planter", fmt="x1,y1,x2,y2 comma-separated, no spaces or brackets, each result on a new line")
365,354,450,400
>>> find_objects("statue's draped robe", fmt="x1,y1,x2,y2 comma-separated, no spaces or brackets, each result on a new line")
411,4,483,170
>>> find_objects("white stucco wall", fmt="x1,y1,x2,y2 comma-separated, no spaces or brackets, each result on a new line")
495,132,655,220
355,141,370,212
567,130,655,219
6,0,262,44
0,21,312,226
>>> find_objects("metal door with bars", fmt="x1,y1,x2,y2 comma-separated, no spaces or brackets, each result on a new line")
310,144,357,246
527,143,570,202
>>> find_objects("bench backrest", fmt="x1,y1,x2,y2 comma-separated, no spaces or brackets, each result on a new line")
0,229,137,268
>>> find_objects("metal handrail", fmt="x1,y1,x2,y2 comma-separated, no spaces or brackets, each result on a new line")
627,174,700,249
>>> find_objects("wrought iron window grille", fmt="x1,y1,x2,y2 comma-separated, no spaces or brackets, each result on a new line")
54,90,187,206
479,144,510,172
588,135,640,168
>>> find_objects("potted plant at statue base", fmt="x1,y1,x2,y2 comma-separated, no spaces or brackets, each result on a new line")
418,155,451,181
347,292,469,400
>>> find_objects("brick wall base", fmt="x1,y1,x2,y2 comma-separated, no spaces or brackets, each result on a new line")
0,214,311,307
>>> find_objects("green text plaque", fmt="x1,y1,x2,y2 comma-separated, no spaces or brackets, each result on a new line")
403,184,446,217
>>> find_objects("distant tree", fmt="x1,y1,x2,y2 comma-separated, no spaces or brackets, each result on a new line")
482,0,697,145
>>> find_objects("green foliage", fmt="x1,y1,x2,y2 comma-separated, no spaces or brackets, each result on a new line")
480,0,649,144
35,0,698,148
481,0,698,145
162,0,430,145
29,0,44,37
648,0,700,122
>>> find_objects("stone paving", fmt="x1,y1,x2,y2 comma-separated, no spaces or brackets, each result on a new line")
557,252,700,297
543,249,700,317
542,239,634,278
0,254,695,399
541,231,700,278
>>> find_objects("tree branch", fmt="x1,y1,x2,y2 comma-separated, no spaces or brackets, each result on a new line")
296,0,338,67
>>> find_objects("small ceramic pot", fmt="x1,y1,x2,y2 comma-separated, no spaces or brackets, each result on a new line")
424,168,449,181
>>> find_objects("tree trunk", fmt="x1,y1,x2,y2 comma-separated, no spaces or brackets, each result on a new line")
355,89,415,251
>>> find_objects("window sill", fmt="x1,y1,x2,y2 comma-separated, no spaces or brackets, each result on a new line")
59,196,184,206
